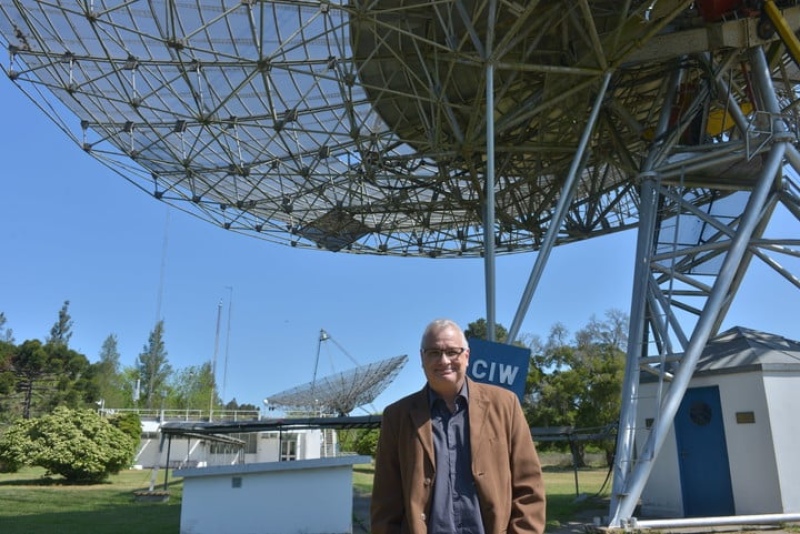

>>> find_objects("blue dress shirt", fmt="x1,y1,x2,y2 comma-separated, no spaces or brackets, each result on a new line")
427,384,486,534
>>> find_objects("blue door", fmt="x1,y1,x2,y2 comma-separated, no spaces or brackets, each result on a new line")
674,385,735,517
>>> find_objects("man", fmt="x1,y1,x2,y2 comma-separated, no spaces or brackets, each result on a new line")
371,318,546,534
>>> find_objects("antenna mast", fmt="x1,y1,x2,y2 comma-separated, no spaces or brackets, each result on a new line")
209,298,222,421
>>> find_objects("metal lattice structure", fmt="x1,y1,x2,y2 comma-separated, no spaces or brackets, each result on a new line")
4,0,800,528
264,353,408,416
1,0,665,256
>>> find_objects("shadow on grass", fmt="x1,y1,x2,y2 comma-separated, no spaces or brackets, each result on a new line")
0,475,184,490
0,475,113,486
132,478,184,492
541,463,612,473
1,499,182,534
546,493,609,531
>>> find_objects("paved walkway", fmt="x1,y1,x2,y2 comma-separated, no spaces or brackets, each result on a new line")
353,491,370,534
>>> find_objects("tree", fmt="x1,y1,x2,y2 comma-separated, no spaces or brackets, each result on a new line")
237,402,259,412
0,312,14,343
169,362,213,412
525,310,628,466
39,342,98,414
572,311,627,465
119,366,142,407
0,407,137,483
47,300,74,348
0,339,15,395
93,334,127,408
224,400,259,413
464,318,509,343
10,340,51,419
0,339,97,420
0,340,18,422
137,320,172,409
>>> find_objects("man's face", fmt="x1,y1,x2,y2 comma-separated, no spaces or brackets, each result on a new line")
420,325,470,397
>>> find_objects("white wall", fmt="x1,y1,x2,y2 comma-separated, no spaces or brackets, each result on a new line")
179,456,371,534
136,437,212,469
637,381,684,517
763,370,800,513
301,429,322,459
253,433,280,463
638,369,791,517
713,372,781,514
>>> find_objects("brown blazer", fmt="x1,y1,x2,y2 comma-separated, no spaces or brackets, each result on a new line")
371,378,546,534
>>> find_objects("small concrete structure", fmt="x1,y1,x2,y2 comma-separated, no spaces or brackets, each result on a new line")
178,455,371,534
636,327,800,518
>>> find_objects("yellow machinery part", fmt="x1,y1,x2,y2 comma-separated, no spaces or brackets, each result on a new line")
763,0,800,67
707,102,754,136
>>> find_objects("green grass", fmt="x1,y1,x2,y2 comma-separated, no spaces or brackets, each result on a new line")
1,458,611,533
540,464,611,529
356,454,612,531
0,467,182,534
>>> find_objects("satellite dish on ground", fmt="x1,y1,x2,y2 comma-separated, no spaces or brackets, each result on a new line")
264,329,408,416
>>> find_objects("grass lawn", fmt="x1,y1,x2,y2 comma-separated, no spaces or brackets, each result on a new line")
0,467,182,534
1,455,610,533
355,452,612,532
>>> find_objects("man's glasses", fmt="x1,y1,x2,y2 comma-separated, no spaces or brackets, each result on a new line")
422,347,467,360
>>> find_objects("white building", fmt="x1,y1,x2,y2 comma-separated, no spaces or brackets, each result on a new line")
636,327,800,518
135,419,337,469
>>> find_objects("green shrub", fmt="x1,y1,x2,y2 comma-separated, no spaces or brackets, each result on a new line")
352,428,379,457
0,407,137,483
109,411,141,445
338,427,379,457
0,418,36,472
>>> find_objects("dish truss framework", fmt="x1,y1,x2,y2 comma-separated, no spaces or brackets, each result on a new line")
2,0,800,527
263,329,409,416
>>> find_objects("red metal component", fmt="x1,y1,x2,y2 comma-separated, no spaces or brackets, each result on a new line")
696,0,746,22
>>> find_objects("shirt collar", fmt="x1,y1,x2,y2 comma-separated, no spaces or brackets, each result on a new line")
427,380,469,409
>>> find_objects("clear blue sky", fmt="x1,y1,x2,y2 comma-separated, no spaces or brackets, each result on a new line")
2,77,798,414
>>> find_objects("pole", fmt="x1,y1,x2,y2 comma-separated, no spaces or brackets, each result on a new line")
210,298,222,422
483,0,497,341
222,286,233,402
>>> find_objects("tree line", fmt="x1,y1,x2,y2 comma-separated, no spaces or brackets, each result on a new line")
0,302,257,424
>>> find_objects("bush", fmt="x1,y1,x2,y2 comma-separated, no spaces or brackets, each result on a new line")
0,418,35,472
352,428,379,457
109,411,141,445
0,407,137,483
337,427,379,457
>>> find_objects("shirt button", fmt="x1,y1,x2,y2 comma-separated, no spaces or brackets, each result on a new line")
424,477,432,486
421,513,426,521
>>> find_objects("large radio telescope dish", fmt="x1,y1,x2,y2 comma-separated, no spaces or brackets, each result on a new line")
264,353,408,416
6,1,800,527
0,0,741,257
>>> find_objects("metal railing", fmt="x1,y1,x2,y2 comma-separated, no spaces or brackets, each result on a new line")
100,407,261,422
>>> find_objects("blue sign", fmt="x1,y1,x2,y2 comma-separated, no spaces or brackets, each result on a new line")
466,337,530,402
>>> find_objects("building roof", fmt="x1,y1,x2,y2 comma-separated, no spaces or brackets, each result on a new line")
693,327,800,375
159,414,383,438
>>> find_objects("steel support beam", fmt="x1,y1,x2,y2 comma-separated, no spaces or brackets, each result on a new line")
484,0,497,341
507,72,612,344
609,66,684,519
609,46,791,525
